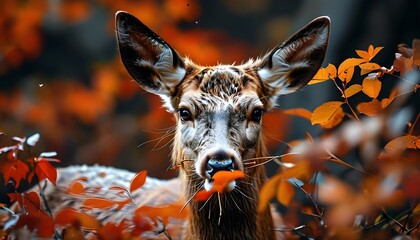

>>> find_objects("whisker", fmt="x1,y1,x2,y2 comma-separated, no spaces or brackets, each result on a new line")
242,155,281,162
180,182,204,213
198,195,213,212
150,132,176,151
217,192,222,225
245,157,277,168
229,194,245,215
137,129,175,148
140,126,175,133
237,179,253,186
234,188,254,201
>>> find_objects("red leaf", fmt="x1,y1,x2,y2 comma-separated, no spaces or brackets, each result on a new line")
9,192,41,211
35,160,57,185
131,214,154,235
82,198,116,209
24,192,41,211
15,210,54,238
3,160,29,188
130,170,147,193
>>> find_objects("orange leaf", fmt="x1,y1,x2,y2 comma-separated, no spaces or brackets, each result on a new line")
309,68,329,85
359,62,381,75
311,101,343,125
263,110,289,149
62,226,85,240
283,108,312,121
362,74,382,98
35,160,57,185
194,190,214,202
258,174,281,212
58,0,91,22
68,181,85,195
318,175,353,205
319,105,345,129
369,45,384,60
326,63,337,79
55,208,100,229
135,204,188,220
357,99,383,116
413,39,420,66
308,64,337,84
338,66,355,83
355,50,370,61
381,87,398,108
97,222,124,240
194,171,245,202
130,170,147,193
342,84,362,98
357,45,383,61
279,160,314,183
277,180,295,206
384,135,417,155
82,198,116,209
408,138,420,149
393,53,414,75
212,170,245,193
338,58,365,82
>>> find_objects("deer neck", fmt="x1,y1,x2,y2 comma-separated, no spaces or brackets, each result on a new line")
175,141,275,240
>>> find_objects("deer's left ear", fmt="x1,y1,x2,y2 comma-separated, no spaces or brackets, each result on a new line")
257,16,330,104
115,11,186,103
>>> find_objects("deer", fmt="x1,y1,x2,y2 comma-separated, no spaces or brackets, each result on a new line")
15,11,330,239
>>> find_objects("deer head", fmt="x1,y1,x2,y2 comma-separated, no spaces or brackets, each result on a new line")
116,11,330,239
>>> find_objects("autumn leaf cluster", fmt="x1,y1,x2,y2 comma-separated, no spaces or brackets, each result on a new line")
0,134,190,239
258,41,420,239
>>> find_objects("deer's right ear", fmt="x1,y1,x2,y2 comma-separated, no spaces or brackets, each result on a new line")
116,11,186,107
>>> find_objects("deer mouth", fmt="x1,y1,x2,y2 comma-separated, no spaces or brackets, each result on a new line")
197,149,242,192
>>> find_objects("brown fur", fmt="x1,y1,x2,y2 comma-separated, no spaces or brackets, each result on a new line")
115,11,330,239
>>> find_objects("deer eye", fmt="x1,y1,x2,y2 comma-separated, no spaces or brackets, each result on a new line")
179,108,193,122
250,108,263,122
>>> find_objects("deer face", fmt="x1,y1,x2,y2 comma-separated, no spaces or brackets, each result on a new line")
174,66,267,190
116,11,330,192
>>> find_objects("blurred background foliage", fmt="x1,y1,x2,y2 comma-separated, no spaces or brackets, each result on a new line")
0,0,418,184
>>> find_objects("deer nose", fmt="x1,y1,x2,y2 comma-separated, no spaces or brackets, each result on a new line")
206,151,235,177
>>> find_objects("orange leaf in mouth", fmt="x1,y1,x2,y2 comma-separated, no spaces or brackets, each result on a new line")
194,170,245,201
